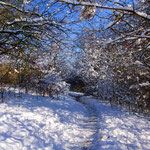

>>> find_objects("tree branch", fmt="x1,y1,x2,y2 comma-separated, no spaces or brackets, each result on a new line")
0,1,40,16
58,0,150,20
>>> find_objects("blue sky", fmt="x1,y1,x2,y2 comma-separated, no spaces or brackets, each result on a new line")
23,0,134,64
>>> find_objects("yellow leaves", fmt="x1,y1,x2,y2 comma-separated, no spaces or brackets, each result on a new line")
0,62,42,85
0,64,11,75
0,63,18,85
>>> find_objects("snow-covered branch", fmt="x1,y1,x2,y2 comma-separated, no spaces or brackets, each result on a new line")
5,17,66,32
102,27,150,45
58,0,150,20
0,1,39,16
105,14,124,30
0,0,70,59
6,17,45,25
0,29,41,34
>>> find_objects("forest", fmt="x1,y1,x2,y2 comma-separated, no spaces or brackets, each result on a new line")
1,0,150,113
0,0,150,149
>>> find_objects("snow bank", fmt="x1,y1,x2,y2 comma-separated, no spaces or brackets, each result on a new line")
80,96,150,150
69,92,85,97
0,93,93,150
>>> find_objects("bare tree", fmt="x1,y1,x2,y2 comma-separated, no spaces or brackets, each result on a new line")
58,0,150,42
0,0,70,56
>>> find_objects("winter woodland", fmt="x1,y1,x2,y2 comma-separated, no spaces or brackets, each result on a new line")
0,0,150,149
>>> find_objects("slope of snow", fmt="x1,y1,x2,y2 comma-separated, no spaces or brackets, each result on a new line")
80,96,150,150
0,92,93,150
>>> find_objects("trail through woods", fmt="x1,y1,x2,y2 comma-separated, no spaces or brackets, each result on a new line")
0,90,150,150
69,92,99,149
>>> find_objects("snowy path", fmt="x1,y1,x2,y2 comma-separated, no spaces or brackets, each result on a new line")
0,92,94,150
81,106,98,150
69,92,99,149
0,91,150,150
80,96,150,150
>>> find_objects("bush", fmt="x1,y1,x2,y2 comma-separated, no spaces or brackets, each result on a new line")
32,74,70,97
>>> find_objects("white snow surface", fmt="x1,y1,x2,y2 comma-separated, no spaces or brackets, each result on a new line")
0,91,150,150
80,96,150,150
69,91,85,97
0,92,93,150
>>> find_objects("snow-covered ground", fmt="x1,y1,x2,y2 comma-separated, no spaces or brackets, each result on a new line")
80,96,150,150
0,91,150,150
0,92,93,150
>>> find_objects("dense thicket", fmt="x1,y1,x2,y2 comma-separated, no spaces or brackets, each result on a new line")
0,0,70,101
59,0,150,113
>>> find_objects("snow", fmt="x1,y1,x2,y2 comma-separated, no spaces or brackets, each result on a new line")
106,22,115,29
140,71,149,75
59,0,132,10
139,81,150,87
69,91,85,97
135,11,150,20
129,84,139,89
0,29,40,34
134,60,143,65
0,56,12,64
0,92,93,150
80,96,150,150
0,91,150,150
60,0,150,21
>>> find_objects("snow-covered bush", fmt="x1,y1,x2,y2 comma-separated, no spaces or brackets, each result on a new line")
32,74,70,98
71,28,150,113
127,61,150,111
45,74,70,97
